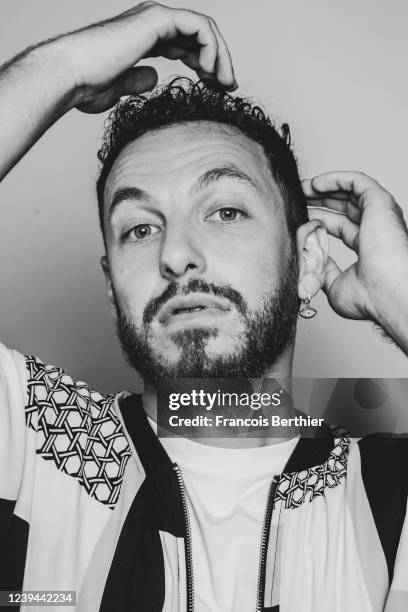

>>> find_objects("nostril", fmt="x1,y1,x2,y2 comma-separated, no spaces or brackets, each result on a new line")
159,248,204,279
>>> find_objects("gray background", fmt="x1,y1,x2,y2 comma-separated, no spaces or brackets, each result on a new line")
0,0,407,394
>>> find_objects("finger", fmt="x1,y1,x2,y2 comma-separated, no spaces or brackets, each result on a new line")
173,10,219,75
309,171,380,194
307,199,362,223
208,18,237,89
151,27,211,58
158,45,214,79
308,208,360,252
305,171,395,213
76,65,159,114
153,41,198,60
307,196,351,212
147,7,236,88
303,180,350,200
302,179,360,207
197,21,219,76
119,65,158,94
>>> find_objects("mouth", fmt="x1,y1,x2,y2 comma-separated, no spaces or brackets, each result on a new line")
173,306,206,315
158,295,231,324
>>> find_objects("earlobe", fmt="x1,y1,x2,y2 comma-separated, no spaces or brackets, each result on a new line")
296,220,329,301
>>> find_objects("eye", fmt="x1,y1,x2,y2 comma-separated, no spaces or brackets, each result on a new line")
207,207,246,223
127,223,161,241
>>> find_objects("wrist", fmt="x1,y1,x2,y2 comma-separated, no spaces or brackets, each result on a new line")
27,37,83,115
368,272,408,353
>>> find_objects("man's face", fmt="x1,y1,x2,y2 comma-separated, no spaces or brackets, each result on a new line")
102,121,299,385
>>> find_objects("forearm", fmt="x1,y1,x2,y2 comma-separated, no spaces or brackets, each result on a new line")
0,4,236,183
0,39,77,181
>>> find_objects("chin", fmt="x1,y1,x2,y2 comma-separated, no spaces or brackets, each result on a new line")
163,327,243,358
199,334,244,359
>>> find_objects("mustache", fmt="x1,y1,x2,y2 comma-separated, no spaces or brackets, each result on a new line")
143,278,248,325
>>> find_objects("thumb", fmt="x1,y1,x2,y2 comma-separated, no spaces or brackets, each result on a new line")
76,66,159,114
119,66,158,95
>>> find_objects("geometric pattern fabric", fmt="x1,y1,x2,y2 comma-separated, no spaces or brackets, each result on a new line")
25,355,132,508
275,431,350,509
24,355,350,511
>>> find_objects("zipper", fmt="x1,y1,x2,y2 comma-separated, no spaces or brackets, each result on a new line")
174,464,194,612
256,475,279,612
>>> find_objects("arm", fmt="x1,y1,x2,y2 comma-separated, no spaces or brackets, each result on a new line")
303,171,408,354
0,1,237,181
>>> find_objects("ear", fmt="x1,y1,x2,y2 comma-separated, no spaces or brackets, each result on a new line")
100,255,117,318
296,220,329,300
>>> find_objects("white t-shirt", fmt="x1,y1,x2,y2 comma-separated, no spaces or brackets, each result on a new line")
150,420,299,612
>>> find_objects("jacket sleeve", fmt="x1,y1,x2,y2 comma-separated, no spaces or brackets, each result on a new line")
0,342,28,503
0,342,31,591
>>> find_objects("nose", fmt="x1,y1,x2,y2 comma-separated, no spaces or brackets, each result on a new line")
159,220,206,280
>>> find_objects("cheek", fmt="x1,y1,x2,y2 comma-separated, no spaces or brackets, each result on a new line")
108,254,158,323
209,234,283,305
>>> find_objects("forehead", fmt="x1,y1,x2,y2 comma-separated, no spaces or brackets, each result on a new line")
103,121,279,211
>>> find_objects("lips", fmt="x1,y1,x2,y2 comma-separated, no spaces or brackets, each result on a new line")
172,306,205,315
158,295,231,323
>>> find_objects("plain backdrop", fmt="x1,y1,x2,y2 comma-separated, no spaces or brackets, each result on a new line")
0,0,407,395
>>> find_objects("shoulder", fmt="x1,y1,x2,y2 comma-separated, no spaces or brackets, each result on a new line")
0,343,132,506
25,353,116,428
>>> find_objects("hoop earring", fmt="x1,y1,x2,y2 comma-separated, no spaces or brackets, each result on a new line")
299,294,317,319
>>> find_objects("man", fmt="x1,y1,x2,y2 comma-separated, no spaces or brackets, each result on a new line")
1,3,408,611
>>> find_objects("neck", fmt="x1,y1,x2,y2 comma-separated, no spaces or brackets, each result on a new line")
142,344,298,448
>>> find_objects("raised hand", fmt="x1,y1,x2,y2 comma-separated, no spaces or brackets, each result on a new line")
303,172,408,351
0,2,237,178
58,1,237,113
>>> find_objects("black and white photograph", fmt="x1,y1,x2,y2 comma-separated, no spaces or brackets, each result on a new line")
1,1,408,610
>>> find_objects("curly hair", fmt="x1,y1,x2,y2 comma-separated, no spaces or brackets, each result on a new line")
96,77,308,241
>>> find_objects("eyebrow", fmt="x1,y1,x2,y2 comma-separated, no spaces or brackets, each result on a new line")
190,164,260,195
108,164,260,217
108,186,151,217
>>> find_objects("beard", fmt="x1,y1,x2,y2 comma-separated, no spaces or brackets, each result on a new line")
114,251,300,388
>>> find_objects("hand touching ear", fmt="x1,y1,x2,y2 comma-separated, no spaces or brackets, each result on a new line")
302,171,408,353
296,219,329,302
